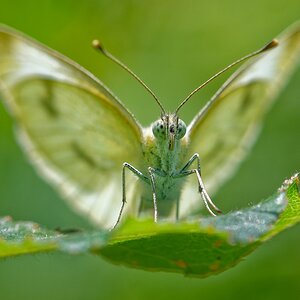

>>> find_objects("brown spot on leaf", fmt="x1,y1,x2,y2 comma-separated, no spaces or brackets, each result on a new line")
214,239,223,248
2,216,12,222
174,260,188,268
209,261,220,271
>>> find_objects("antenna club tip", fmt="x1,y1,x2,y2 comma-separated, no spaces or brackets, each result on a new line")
92,39,104,51
263,39,279,51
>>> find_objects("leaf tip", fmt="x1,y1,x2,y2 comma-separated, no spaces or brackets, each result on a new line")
278,172,300,193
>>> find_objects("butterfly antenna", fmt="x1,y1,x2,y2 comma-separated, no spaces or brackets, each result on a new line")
92,40,166,114
175,39,279,114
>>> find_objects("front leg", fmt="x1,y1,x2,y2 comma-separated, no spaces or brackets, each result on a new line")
112,162,149,229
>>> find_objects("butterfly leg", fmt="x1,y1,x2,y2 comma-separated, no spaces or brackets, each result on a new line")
180,153,201,173
148,167,166,223
176,169,221,216
172,154,201,220
112,162,149,229
175,153,222,216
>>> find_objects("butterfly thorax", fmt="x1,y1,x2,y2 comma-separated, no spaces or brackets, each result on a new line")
143,129,187,174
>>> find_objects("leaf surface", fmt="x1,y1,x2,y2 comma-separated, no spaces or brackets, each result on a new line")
0,174,299,277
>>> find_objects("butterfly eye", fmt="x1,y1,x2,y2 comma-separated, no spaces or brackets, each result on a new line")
176,119,186,139
152,120,166,139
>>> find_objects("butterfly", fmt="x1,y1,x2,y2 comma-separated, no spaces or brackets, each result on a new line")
0,23,299,229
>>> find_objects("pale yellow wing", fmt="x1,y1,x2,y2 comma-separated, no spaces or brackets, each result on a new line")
180,22,300,216
0,25,144,228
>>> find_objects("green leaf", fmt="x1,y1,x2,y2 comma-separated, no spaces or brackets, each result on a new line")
0,217,58,257
0,173,299,278
0,217,109,257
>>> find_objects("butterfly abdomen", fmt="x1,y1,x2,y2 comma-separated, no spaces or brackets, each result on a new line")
139,175,186,218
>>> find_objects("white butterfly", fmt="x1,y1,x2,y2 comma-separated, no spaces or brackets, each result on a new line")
0,23,299,229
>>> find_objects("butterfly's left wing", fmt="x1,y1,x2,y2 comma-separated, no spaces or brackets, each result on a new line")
180,22,300,216
0,25,144,228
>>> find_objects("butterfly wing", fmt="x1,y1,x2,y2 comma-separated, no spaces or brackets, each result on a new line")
180,22,300,216
0,25,144,228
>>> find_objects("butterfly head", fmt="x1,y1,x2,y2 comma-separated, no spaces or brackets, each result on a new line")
152,113,186,151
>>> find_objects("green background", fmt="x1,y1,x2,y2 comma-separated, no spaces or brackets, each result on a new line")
0,0,299,299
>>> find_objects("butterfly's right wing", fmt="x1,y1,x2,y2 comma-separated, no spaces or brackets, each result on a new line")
180,22,300,216
0,25,144,228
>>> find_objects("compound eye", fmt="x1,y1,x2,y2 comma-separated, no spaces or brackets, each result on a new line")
176,119,186,139
152,120,166,139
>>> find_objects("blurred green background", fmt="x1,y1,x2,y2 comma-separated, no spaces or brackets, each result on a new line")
0,0,300,299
